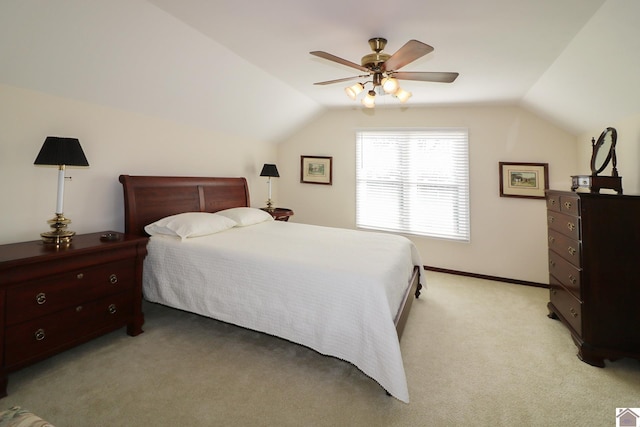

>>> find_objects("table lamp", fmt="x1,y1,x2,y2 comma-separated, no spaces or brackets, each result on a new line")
259,164,279,211
34,136,89,245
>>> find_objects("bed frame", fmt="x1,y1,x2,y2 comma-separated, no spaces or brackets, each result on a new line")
118,174,421,339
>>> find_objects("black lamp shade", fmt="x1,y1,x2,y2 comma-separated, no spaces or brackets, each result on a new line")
260,164,279,178
34,137,89,166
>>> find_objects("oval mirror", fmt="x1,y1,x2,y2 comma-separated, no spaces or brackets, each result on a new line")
590,127,617,175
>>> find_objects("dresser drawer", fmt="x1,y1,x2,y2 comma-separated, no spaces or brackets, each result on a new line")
546,193,580,215
5,259,135,325
546,193,561,212
547,229,581,268
548,250,581,299
547,210,580,240
558,194,580,216
549,276,582,335
4,292,132,367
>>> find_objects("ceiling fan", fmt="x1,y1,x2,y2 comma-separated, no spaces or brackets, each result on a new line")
310,37,459,107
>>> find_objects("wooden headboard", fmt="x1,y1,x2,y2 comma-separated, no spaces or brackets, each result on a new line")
119,175,250,236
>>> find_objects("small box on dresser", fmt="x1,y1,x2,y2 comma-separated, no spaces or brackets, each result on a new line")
546,190,640,367
0,231,148,397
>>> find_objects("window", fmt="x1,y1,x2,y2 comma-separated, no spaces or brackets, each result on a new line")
356,129,470,241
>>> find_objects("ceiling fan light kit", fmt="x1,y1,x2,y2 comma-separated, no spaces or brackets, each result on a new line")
311,37,458,108
345,82,364,100
382,77,399,94
394,87,412,103
362,90,377,108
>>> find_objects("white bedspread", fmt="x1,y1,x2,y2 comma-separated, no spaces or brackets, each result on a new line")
143,220,426,403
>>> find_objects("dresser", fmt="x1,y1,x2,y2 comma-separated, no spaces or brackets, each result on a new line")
546,190,640,367
0,231,148,397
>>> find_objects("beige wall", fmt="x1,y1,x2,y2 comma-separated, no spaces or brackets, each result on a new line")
0,84,276,245
7,82,627,284
276,105,577,283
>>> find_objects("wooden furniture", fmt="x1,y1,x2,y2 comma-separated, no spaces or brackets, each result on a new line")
119,175,421,401
571,127,623,194
546,190,640,367
119,175,250,236
118,174,421,338
570,175,622,194
0,231,148,397
260,207,294,221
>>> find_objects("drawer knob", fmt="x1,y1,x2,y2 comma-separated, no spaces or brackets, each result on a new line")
570,308,578,318
548,216,555,223
548,236,555,244
568,274,577,285
564,201,572,209
34,328,46,341
36,292,46,305
77,273,84,280
108,304,117,314
109,274,118,284
567,222,576,231
549,199,556,205
568,246,576,256
549,260,556,268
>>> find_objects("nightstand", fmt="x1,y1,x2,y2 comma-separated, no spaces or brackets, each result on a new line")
261,207,294,221
0,231,148,397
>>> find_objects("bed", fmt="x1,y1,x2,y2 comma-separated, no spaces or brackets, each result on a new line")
119,174,424,403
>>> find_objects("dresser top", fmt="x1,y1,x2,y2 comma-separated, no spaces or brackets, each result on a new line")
0,231,148,266
547,189,640,199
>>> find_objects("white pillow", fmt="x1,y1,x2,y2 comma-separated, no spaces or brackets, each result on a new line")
215,207,274,227
144,212,237,240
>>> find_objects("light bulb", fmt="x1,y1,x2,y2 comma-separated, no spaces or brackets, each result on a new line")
395,88,412,103
345,83,364,100
362,90,376,108
382,77,399,94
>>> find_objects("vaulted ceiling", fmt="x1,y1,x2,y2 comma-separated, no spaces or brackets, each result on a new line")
2,0,639,142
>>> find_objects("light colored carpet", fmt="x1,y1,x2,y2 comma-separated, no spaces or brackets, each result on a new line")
3,272,639,426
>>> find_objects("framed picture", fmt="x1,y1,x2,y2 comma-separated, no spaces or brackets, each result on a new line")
499,162,549,199
301,156,333,185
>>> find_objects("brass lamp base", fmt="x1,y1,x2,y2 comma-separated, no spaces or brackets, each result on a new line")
265,199,275,212
41,213,75,245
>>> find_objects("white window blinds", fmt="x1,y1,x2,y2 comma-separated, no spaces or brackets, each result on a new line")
356,129,470,241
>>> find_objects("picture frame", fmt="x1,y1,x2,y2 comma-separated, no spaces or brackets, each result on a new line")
499,162,549,199
301,155,332,185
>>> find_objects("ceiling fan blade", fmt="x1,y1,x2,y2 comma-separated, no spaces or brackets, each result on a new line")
310,51,370,72
383,40,434,71
393,71,459,83
313,75,369,85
